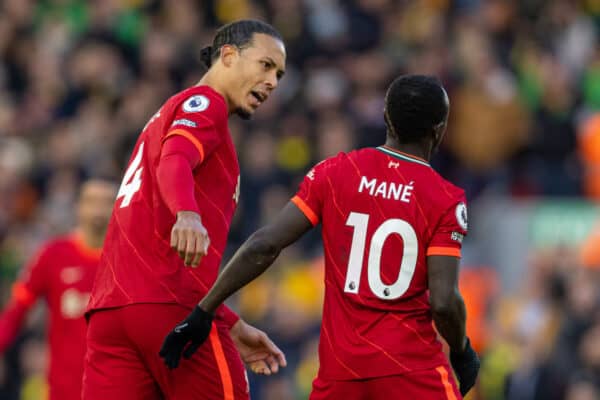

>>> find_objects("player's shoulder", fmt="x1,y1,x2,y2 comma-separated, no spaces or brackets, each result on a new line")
428,168,466,206
302,152,348,184
327,148,379,166
311,151,347,171
169,85,228,123
312,148,390,177
350,147,387,161
35,234,77,257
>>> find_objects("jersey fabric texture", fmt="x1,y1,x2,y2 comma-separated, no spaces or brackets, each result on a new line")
0,234,100,400
88,85,241,322
310,365,461,400
291,146,468,381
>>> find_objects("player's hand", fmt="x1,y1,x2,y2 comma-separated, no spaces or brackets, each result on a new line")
171,211,210,267
230,319,287,375
159,306,214,369
450,337,480,396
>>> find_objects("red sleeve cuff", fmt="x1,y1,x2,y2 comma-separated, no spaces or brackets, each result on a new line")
291,196,319,226
216,304,240,329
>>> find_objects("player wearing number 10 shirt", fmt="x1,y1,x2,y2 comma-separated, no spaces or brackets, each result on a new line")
159,75,481,399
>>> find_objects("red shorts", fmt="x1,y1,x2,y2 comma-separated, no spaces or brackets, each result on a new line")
82,303,249,400
310,365,462,400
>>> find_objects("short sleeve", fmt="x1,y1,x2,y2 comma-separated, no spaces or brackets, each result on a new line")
13,244,51,306
163,92,227,164
427,197,468,258
291,156,340,226
215,304,240,329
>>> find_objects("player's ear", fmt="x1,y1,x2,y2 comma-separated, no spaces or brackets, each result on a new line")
383,107,398,140
219,45,239,68
432,120,447,148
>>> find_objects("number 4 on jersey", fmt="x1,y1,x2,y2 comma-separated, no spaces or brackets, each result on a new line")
117,143,144,208
345,212,418,300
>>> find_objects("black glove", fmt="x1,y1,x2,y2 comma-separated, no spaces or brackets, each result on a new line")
159,306,214,369
450,337,480,396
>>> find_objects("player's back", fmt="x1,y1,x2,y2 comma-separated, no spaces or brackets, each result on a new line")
304,146,467,380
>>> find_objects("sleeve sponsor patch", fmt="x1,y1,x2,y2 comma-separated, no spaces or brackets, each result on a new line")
455,202,468,231
451,231,464,243
171,118,197,128
182,95,210,112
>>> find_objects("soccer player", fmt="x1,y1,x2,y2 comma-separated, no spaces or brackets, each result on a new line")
0,178,116,400
160,75,481,399
83,20,287,400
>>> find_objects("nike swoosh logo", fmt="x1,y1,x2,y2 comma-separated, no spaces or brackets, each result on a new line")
174,323,189,333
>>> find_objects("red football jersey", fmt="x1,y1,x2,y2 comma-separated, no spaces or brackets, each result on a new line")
0,234,101,400
88,86,241,316
291,146,468,380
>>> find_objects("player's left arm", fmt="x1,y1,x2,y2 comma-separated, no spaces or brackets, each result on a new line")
427,198,480,396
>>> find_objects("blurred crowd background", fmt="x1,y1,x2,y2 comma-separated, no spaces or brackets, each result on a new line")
1,0,600,399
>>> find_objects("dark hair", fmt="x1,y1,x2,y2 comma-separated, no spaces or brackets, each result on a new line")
200,20,283,68
384,75,449,143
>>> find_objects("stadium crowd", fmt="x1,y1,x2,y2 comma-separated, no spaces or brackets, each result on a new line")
0,0,599,399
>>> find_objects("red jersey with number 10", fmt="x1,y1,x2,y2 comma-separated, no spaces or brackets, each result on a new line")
88,85,241,313
291,146,468,380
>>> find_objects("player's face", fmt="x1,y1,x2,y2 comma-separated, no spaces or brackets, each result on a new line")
229,33,286,119
77,180,117,237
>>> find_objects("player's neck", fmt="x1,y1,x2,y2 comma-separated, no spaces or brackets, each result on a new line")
196,73,231,114
76,228,104,250
384,138,431,162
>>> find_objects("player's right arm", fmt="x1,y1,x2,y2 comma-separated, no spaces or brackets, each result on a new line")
197,157,332,314
200,202,313,314
0,246,49,353
159,158,332,369
159,202,312,369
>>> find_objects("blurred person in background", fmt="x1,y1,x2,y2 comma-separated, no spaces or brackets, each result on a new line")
1,1,600,399
160,75,480,399
0,178,116,400
84,20,287,400
564,374,600,400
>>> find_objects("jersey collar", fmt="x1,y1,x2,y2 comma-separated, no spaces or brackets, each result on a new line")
71,233,103,260
376,146,431,167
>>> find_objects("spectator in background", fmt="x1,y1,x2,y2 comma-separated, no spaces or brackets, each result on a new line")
0,1,600,398
447,19,530,195
578,113,600,200
0,178,116,400
565,374,600,400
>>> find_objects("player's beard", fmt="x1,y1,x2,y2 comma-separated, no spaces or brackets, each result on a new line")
234,107,252,120
89,217,109,237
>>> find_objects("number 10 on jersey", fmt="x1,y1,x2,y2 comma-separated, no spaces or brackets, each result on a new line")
345,212,418,300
